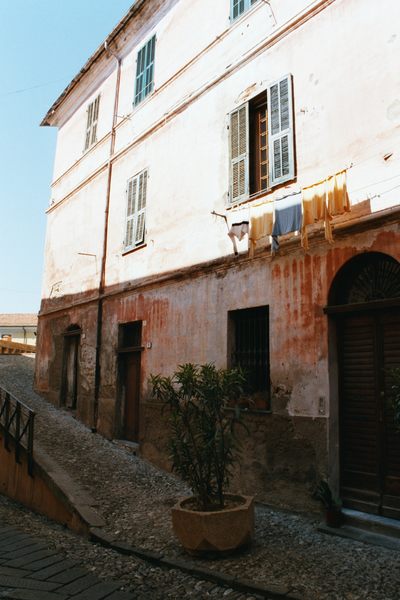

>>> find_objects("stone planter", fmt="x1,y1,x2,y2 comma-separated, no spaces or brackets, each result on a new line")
171,494,254,555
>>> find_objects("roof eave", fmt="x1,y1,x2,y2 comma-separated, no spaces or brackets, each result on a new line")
40,0,146,127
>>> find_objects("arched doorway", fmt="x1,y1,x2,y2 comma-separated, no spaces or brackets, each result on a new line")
61,324,81,410
328,252,400,519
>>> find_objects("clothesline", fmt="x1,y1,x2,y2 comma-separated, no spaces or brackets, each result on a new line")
228,169,350,256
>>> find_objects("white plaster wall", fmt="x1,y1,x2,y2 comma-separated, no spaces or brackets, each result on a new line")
43,0,400,296
52,69,116,184
42,174,107,298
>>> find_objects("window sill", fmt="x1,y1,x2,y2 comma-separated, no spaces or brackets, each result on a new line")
226,177,297,210
225,406,271,416
122,243,147,257
132,89,155,114
230,0,263,27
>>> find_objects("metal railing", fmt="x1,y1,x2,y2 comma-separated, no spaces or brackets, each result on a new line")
0,386,35,475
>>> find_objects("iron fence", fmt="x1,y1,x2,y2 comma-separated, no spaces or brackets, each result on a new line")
0,386,35,475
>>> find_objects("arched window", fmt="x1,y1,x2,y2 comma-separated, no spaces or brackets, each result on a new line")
329,252,400,306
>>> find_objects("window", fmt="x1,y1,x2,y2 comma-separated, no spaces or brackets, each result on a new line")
119,321,142,350
231,0,258,21
229,75,295,204
124,170,147,251
229,306,270,409
84,95,100,151
134,36,156,105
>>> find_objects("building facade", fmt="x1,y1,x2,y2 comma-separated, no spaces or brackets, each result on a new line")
0,314,37,345
36,0,400,513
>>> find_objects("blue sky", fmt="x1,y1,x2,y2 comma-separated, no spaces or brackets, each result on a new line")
0,0,134,313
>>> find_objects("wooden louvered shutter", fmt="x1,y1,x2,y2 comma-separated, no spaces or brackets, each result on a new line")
135,171,147,245
90,96,100,146
125,177,137,249
84,95,100,151
268,75,294,186
229,104,249,203
339,314,380,510
84,103,93,151
382,311,400,517
135,36,156,105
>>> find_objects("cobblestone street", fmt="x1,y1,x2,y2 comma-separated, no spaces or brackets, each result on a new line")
0,502,261,600
1,355,400,599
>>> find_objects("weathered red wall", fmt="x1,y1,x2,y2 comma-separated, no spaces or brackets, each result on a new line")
35,219,400,509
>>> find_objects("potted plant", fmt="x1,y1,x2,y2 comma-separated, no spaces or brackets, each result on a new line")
313,480,342,528
149,363,254,556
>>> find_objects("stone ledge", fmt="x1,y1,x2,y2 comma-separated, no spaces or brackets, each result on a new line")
89,526,298,599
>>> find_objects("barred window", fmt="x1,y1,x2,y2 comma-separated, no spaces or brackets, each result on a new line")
229,306,270,409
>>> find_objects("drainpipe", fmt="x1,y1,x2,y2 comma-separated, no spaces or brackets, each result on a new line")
93,41,122,432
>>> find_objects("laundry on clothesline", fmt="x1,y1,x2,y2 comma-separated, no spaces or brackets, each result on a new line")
248,203,274,257
228,221,249,242
302,169,349,250
272,191,302,253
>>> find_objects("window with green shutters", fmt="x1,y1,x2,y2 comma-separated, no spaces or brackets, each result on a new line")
229,75,294,204
124,170,147,251
84,95,100,151
231,0,258,21
134,36,156,106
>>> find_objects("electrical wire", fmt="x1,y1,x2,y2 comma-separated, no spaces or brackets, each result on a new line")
0,78,67,99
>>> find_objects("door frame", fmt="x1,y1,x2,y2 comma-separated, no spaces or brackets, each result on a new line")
117,321,144,442
60,325,82,409
325,287,400,509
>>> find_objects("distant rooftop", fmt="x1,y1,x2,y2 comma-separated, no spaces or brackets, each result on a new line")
0,314,38,327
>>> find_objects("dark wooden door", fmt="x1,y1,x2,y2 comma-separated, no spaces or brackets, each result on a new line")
123,352,141,442
62,335,79,409
339,309,400,518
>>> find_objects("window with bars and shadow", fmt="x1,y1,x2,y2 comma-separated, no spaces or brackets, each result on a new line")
228,305,271,410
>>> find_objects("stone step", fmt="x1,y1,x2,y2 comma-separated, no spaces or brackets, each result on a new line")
112,440,140,455
342,508,400,539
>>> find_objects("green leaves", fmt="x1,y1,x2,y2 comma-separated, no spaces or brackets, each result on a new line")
149,363,246,511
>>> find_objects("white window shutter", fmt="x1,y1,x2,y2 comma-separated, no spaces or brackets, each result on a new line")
84,95,100,151
134,171,147,245
268,75,294,186
124,170,147,250
125,178,137,249
229,104,249,203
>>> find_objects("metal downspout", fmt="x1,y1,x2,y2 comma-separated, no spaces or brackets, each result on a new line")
93,43,122,432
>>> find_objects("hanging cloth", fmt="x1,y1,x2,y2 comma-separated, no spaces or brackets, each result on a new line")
271,191,302,253
302,169,349,250
326,169,350,216
301,181,333,250
248,202,274,257
228,221,249,242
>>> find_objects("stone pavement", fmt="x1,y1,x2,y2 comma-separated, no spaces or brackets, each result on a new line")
0,523,133,600
1,355,400,599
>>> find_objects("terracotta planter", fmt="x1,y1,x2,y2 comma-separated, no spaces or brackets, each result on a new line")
171,494,254,555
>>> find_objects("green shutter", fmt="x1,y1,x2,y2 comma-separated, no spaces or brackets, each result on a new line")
134,36,156,105
231,0,257,20
229,104,249,203
268,75,294,186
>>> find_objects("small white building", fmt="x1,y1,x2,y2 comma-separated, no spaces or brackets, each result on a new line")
0,314,37,345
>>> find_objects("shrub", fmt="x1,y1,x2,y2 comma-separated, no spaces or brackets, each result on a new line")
149,363,246,511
